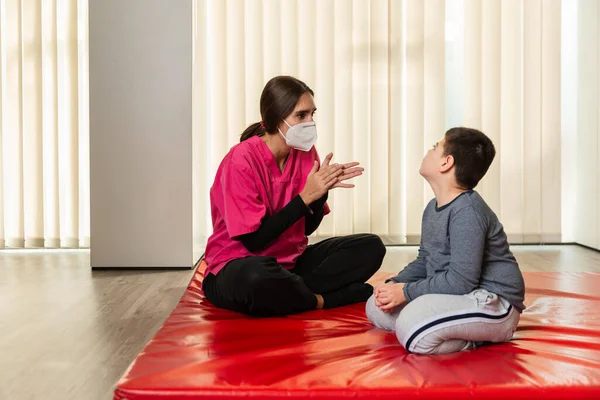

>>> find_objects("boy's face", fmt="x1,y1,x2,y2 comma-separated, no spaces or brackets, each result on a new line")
419,138,446,179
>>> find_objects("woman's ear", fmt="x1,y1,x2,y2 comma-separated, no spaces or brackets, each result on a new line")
277,120,288,136
440,154,454,173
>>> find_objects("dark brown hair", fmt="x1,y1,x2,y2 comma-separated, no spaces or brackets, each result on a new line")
443,127,496,189
240,76,314,142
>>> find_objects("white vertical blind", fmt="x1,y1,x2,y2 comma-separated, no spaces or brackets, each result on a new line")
405,0,425,238
333,0,353,234
351,0,370,234
281,0,298,76
523,0,542,242
423,0,445,204
226,0,246,147
370,0,389,235
500,0,524,241
479,0,502,215
57,0,80,249
244,0,264,128
192,0,570,246
389,0,405,237
2,0,594,251
540,0,562,243
314,0,334,236
22,0,43,248
0,0,88,248
3,0,25,248
41,0,60,248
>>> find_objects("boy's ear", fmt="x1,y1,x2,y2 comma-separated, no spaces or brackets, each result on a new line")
440,155,454,173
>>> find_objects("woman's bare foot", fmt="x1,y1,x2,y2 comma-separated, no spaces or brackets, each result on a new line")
315,294,324,309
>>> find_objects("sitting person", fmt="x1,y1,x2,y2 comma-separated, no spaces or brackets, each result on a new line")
202,75,385,317
366,127,525,354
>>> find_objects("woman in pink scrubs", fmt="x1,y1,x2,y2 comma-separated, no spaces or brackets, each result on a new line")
203,76,386,316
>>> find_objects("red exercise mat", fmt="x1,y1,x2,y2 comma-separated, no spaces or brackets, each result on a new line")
115,262,600,399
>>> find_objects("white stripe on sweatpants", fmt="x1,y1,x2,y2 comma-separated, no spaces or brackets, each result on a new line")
403,307,514,353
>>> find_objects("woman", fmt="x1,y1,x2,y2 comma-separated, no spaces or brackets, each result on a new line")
203,76,386,317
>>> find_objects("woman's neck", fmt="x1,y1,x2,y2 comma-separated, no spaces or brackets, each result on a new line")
261,134,290,171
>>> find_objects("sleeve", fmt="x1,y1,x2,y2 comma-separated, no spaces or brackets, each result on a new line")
403,206,486,301
237,195,312,252
220,157,267,238
304,192,328,235
387,241,429,283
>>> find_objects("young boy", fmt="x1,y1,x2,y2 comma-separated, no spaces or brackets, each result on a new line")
366,127,525,355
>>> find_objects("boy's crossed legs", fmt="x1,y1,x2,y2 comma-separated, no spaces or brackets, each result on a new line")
366,289,520,354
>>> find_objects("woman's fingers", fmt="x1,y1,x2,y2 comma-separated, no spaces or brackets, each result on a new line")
338,169,363,182
314,158,363,191
320,158,361,172
321,153,334,167
319,164,343,180
341,161,360,169
323,169,344,187
340,166,364,175
331,182,354,189
319,163,343,176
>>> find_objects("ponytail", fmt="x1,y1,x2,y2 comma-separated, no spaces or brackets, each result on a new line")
240,122,265,142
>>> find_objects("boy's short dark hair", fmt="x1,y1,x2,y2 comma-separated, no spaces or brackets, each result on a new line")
443,127,496,189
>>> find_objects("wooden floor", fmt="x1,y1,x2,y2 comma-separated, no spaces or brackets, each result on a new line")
0,245,599,400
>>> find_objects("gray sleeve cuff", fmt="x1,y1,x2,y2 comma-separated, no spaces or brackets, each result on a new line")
402,282,414,302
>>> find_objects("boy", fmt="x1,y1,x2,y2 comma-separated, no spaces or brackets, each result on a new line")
366,127,525,355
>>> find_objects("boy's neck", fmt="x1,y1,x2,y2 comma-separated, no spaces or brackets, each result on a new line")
430,182,468,208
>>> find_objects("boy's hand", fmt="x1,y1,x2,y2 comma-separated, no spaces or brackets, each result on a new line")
373,275,400,305
375,283,406,312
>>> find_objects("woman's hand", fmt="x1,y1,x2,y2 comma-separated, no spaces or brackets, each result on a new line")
331,161,364,189
300,153,343,205
300,153,365,205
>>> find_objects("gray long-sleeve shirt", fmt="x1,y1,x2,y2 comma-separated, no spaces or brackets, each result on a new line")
390,190,526,312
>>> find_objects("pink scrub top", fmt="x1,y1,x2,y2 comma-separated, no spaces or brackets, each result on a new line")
204,135,330,276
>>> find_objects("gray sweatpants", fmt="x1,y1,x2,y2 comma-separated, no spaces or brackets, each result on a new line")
366,288,520,354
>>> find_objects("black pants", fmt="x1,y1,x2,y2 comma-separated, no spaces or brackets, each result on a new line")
202,234,386,317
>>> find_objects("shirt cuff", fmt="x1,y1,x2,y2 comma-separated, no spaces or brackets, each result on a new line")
402,282,415,302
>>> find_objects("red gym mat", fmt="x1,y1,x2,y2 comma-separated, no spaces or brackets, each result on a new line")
114,262,600,399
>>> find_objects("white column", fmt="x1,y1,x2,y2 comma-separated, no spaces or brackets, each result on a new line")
89,0,193,268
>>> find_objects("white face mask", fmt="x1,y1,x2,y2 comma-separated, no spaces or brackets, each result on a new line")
278,120,318,152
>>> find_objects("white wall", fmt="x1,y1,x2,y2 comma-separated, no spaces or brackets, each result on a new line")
89,0,193,267
574,0,600,250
